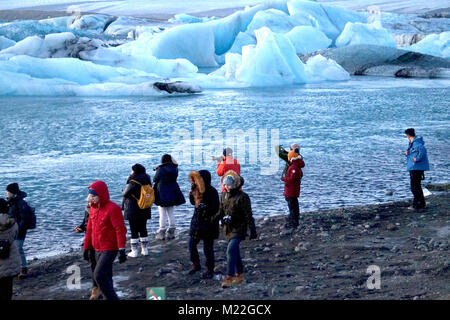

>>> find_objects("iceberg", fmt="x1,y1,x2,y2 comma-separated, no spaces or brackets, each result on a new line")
287,0,366,41
406,32,450,59
245,9,297,34
0,36,15,50
305,54,350,82
68,14,116,33
286,26,331,54
335,21,397,48
228,31,256,54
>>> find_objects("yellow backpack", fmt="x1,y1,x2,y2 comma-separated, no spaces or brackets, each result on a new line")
130,179,155,209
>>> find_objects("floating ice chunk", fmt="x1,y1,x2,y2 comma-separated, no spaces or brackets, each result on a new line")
0,35,16,50
233,27,309,86
287,0,365,41
245,9,296,34
406,31,450,59
286,26,331,54
104,16,149,37
80,46,198,77
168,13,217,24
335,21,396,48
1,35,43,56
304,54,350,82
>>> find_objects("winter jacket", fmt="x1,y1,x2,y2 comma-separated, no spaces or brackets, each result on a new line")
83,181,127,252
7,191,29,240
0,214,21,278
153,162,186,207
213,171,254,241
406,137,430,171
216,156,241,192
78,205,90,232
122,172,152,220
189,170,220,240
275,145,290,178
282,157,305,198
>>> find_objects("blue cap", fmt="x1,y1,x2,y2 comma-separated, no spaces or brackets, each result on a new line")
88,188,98,196
224,175,235,186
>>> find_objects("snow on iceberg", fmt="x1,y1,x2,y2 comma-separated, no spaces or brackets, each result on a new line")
286,26,331,54
0,36,15,50
406,32,450,59
305,54,350,82
245,9,297,34
335,21,396,48
287,0,366,42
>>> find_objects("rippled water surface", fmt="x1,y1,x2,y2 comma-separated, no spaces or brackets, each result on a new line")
1,76,449,259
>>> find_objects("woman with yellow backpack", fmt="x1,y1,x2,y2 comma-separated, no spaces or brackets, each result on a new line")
122,164,154,258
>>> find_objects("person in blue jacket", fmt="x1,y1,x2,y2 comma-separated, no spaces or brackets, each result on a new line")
404,128,430,210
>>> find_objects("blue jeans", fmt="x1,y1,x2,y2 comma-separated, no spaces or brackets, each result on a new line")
226,237,243,277
15,240,27,269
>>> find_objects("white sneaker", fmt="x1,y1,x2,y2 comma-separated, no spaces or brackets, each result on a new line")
155,229,166,240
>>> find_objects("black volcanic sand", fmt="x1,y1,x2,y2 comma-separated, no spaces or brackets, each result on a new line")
12,192,449,300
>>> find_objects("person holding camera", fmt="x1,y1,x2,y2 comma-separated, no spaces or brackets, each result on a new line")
404,128,430,210
281,145,305,229
213,170,256,288
83,181,127,300
0,199,20,300
187,170,220,279
216,147,241,193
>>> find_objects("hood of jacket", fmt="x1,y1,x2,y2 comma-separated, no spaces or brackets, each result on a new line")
189,171,206,194
199,170,212,187
89,180,110,207
412,137,425,147
0,213,16,231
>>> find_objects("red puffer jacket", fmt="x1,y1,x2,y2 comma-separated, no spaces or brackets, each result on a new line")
217,156,241,192
281,158,305,198
84,181,127,251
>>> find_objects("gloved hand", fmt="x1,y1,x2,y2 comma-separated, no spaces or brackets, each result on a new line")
118,249,127,263
83,250,90,262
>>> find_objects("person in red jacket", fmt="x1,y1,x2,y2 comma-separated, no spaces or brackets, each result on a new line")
281,147,305,229
216,148,241,193
83,180,127,300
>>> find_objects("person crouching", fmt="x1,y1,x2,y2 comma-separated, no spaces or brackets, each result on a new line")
187,170,220,279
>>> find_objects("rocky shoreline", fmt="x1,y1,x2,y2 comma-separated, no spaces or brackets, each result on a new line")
11,190,449,300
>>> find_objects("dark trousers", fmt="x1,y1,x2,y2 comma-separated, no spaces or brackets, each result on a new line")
226,236,243,277
285,197,300,226
93,251,119,300
0,276,14,301
88,248,97,288
410,170,426,208
128,218,148,239
189,237,215,271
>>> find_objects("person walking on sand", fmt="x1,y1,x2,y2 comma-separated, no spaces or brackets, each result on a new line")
153,154,185,241
404,128,430,210
213,170,257,288
5,183,32,279
187,170,220,279
74,203,101,300
122,164,152,258
216,148,241,193
83,181,127,300
281,146,305,229
0,199,20,300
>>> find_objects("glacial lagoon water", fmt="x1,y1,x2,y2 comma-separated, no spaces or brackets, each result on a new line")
0,76,449,259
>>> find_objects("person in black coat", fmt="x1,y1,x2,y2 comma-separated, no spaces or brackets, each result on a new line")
153,154,185,240
5,183,30,279
188,170,220,279
122,163,152,257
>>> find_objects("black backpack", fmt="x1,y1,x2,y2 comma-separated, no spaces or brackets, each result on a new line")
22,203,36,230
0,240,11,259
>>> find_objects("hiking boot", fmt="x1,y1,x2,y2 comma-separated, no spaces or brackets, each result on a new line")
127,239,140,258
89,286,102,300
18,268,28,280
155,229,166,240
221,275,233,288
139,237,149,256
232,273,245,285
165,227,176,240
201,269,214,279
188,264,201,275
